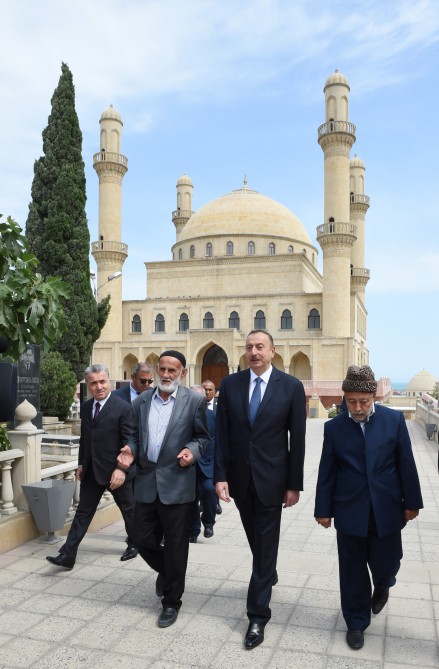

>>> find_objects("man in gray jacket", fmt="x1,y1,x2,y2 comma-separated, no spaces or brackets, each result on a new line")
119,350,209,628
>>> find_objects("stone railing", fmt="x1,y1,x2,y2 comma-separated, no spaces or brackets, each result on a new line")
93,151,128,167
318,120,356,138
416,398,439,442
0,449,24,515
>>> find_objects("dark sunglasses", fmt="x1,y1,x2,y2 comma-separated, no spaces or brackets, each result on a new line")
139,378,154,385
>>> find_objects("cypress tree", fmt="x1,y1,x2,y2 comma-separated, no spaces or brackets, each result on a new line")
26,63,108,380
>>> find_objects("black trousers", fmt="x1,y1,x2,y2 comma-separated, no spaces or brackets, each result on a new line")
235,477,282,625
190,467,217,536
61,467,136,560
337,512,402,631
135,496,194,610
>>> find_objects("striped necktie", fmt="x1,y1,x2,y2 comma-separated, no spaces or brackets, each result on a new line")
249,377,262,426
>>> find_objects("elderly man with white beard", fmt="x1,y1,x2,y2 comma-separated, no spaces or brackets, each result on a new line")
118,350,209,628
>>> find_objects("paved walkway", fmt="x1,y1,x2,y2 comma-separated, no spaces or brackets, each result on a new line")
0,419,438,669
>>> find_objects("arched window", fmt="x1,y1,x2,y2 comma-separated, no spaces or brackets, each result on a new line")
248,241,255,255
269,242,276,255
229,311,240,329
203,311,214,329
226,241,233,255
254,310,266,329
131,314,141,333
303,248,307,255
308,308,320,329
179,313,189,332
206,242,212,257
155,313,165,332
281,309,292,330
190,245,195,258
288,245,293,254
178,248,183,260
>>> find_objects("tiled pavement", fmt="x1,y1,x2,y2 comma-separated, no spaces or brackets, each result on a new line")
0,418,438,668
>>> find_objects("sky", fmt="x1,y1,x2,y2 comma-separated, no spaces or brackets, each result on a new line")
1,0,438,383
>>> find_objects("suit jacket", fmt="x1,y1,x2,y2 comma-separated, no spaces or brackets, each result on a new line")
314,404,423,538
79,393,135,487
113,384,132,403
197,408,216,478
214,366,306,506
129,386,210,504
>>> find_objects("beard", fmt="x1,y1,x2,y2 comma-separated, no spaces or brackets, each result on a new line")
157,373,182,395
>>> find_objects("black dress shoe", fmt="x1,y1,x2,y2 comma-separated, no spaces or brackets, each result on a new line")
158,607,178,628
216,502,222,514
189,535,198,543
346,629,364,650
46,554,75,570
155,573,164,598
120,546,138,561
272,571,279,586
204,526,214,538
244,623,265,650
372,587,389,614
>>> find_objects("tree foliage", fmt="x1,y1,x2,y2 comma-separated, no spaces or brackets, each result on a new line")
26,62,108,381
0,215,68,361
40,351,78,421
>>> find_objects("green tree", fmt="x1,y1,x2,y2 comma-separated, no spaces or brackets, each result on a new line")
40,351,78,420
0,215,68,361
26,62,108,380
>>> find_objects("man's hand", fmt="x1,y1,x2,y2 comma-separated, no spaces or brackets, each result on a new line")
177,448,194,467
117,445,134,470
109,468,126,490
283,490,300,508
215,482,231,503
315,517,332,528
75,465,83,481
404,509,419,521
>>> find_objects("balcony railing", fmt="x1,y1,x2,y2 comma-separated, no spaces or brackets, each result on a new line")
351,268,370,278
318,120,356,138
350,194,370,206
172,209,194,220
316,222,357,237
93,151,128,167
91,241,128,254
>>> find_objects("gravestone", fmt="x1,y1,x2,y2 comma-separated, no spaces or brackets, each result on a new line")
17,344,42,429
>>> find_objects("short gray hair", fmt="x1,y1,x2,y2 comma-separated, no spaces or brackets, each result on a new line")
190,384,206,396
84,364,110,380
132,362,153,376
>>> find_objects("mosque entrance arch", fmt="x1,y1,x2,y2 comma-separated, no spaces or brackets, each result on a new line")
290,352,311,380
202,345,229,389
122,354,138,380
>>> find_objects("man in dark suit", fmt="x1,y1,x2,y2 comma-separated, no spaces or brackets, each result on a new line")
214,330,306,649
202,379,222,516
315,365,423,651
114,362,154,403
189,384,217,542
46,364,137,569
122,350,209,628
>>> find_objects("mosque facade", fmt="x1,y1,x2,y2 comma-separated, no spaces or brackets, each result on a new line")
91,71,373,403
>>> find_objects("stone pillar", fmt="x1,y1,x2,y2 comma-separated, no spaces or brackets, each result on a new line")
8,400,44,511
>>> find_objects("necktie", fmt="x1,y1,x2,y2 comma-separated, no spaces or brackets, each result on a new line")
93,402,101,421
249,377,262,426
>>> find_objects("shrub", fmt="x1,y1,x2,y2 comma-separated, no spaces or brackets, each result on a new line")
40,351,77,421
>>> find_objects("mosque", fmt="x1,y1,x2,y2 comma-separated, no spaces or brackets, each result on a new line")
91,70,381,406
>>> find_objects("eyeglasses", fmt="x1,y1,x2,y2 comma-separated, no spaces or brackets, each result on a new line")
139,378,154,385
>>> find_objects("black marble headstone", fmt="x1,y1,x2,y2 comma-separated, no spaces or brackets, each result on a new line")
16,344,42,429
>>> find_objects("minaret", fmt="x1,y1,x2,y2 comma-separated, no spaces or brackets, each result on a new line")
317,70,357,338
172,174,194,241
92,105,128,342
349,156,370,298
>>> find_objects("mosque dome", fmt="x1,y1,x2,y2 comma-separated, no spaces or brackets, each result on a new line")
407,370,438,393
350,155,365,169
100,105,122,123
177,174,193,186
324,70,350,91
178,182,313,247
